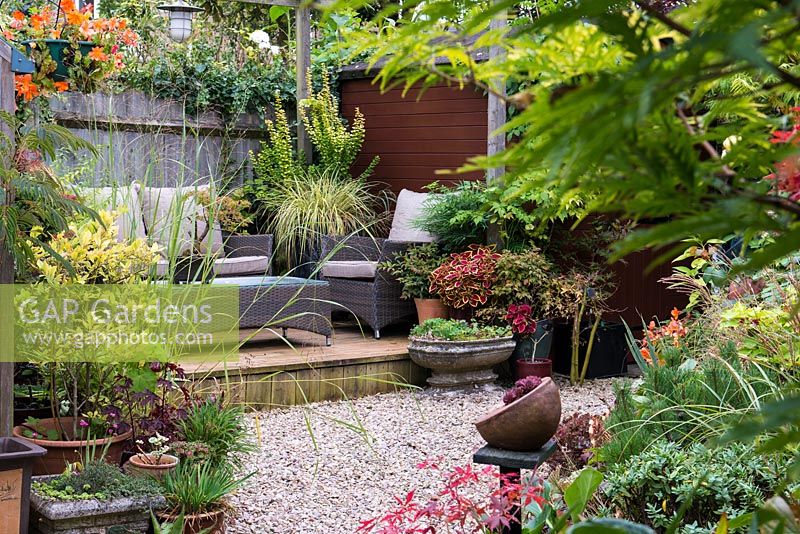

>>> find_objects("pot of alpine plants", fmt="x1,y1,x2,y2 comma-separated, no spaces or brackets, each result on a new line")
28,459,165,534
408,319,514,388
475,376,562,451
125,433,179,482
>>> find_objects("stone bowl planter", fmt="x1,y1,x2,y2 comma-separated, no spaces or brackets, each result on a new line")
12,417,132,476
408,336,515,388
125,453,179,481
29,475,166,534
474,377,562,451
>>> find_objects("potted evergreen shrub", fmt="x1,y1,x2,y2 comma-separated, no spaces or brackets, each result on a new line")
379,243,448,323
407,319,514,387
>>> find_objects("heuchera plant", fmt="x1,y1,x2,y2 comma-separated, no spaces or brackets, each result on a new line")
505,303,537,337
429,245,501,309
4,0,138,102
356,460,544,533
502,376,543,405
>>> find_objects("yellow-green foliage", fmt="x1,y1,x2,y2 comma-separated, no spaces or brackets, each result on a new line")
29,211,161,284
300,73,378,177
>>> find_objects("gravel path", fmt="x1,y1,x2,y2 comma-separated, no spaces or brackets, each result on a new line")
229,377,621,534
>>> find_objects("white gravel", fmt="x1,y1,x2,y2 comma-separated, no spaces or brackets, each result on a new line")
228,377,622,534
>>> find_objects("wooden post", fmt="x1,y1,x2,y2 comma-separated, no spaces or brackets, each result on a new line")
295,4,312,163
234,0,312,162
0,40,15,437
486,2,507,246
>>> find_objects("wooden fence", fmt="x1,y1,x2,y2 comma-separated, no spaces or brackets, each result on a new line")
49,91,268,187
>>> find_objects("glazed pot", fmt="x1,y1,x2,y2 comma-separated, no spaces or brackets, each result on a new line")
157,507,227,534
408,336,515,388
12,417,132,475
515,358,553,379
510,320,554,362
414,298,448,323
475,377,562,451
125,453,179,481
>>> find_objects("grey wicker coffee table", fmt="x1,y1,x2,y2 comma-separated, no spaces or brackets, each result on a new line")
210,276,333,345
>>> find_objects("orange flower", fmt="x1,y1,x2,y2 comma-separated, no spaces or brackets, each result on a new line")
29,13,47,30
120,29,138,46
15,74,41,101
88,46,109,62
60,0,77,12
12,10,25,21
79,20,97,39
54,81,70,92
66,10,89,26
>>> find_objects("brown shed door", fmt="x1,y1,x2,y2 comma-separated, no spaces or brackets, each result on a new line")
340,79,488,192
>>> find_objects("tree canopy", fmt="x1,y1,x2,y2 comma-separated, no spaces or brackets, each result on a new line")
325,0,800,270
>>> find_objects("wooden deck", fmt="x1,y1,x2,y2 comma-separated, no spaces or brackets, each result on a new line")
184,323,427,409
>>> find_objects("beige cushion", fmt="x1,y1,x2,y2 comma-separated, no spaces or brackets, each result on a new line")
153,255,270,278
212,256,270,276
388,189,435,242
79,184,146,242
141,186,223,257
321,260,378,279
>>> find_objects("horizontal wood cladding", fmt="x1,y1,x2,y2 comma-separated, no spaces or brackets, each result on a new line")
341,79,488,192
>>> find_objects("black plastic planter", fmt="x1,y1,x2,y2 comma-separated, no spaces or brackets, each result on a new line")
551,321,630,379
0,437,47,534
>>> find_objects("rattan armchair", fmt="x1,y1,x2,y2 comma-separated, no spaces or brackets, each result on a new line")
320,235,416,339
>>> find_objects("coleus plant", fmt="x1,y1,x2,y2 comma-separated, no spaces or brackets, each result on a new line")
429,245,501,309
3,0,138,102
505,303,537,337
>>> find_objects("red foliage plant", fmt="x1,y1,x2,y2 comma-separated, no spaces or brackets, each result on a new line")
429,245,501,309
505,304,537,337
502,376,543,405
356,460,544,534
549,412,608,473
766,106,800,202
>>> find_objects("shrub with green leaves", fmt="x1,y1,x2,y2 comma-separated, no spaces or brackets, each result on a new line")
179,399,253,468
379,243,445,300
603,441,795,533
33,461,161,501
410,319,510,341
599,339,782,467
413,182,488,254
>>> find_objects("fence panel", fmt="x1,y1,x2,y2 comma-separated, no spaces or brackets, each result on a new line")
49,91,267,187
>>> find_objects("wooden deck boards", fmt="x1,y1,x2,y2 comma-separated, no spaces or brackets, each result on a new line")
183,324,428,408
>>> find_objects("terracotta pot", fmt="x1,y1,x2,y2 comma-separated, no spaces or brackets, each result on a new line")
515,359,553,379
12,417,132,475
475,377,562,451
157,507,227,534
408,336,515,388
125,453,179,481
414,298,448,323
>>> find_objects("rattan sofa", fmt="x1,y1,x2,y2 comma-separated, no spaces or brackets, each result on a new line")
319,189,436,339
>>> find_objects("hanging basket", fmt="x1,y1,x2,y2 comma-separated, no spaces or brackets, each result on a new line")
21,39,95,81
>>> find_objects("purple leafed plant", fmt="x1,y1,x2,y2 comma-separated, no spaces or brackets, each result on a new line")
502,376,543,405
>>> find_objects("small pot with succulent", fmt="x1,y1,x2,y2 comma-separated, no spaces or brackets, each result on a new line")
379,243,448,323
475,376,562,452
125,433,179,481
408,318,514,388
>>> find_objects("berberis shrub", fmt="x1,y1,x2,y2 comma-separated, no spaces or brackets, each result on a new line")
603,441,795,533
